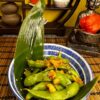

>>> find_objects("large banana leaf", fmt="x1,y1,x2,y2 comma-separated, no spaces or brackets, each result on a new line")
14,0,45,95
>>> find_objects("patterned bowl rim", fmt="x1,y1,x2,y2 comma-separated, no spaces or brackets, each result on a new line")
45,43,93,80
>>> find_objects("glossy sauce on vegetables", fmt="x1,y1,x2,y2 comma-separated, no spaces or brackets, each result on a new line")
22,53,83,100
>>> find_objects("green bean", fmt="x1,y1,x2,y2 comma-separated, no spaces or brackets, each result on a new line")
32,68,40,74
48,56,56,59
24,70,51,86
65,73,73,80
26,82,47,100
65,72,79,81
68,68,79,77
58,52,70,63
24,69,31,77
48,53,69,64
33,82,47,91
66,69,83,86
23,54,83,99
56,72,72,87
27,60,45,68
54,84,64,91
25,82,80,100
58,63,71,70
58,52,62,58
24,71,44,86
42,71,51,82
62,59,70,64
44,66,54,71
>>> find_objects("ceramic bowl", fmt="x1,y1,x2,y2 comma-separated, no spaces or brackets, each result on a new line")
8,43,93,100
54,0,70,8
75,30,100,44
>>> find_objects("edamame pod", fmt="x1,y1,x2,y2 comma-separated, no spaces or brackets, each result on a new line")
65,73,73,80
27,60,45,68
26,82,80,100
58,52,70,64
26,82,47,100
66,69,83,86
24,71,51,86
55,84,64,91
24,69,31,77
68,68,79,77
56,72,71,87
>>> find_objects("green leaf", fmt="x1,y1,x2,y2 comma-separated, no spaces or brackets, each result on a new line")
14,0,46,96
70,77,98,100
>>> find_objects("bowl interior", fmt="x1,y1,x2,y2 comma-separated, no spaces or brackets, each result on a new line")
8,43,93,100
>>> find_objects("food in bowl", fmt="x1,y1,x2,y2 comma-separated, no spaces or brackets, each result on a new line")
23,52,83,99
8,43,94,100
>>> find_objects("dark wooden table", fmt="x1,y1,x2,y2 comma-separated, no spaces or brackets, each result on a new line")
0,35,100,100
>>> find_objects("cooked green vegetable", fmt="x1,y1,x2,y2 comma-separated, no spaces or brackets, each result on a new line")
23,53,84,99
70,77,98,100
54,84,64,91
56,72,72,87
24,70,50,86
24,69,32,77
25,82,80,100
27,60,45,68
26,82,47,100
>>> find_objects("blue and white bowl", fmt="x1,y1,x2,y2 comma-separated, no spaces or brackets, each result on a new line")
8,43,93,100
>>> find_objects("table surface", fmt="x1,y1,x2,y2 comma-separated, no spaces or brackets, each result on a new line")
0,36,100,100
